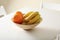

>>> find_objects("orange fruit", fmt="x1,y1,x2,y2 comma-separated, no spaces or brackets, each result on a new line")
13,11,23,24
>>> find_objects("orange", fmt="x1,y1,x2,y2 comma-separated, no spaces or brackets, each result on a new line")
13,11,23,24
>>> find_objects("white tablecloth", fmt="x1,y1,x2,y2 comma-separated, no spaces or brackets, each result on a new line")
0,9,60,40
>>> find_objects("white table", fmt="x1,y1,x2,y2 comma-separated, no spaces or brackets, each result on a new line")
0,8,60,40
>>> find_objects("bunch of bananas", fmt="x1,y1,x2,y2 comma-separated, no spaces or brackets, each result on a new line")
23,11,42,24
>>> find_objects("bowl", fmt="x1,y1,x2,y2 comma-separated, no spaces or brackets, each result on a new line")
16,22,40,30
16,14,42,30
13,12,42,30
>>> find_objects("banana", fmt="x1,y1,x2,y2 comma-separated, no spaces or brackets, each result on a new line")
24,12,39,22
27,14,40,24
24,11,33,18
35,19,40,23
35,17,42,24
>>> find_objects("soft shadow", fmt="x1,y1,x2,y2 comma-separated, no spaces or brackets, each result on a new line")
15,23,57,40
25,27,57,40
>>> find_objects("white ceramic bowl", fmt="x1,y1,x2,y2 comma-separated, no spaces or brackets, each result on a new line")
16,22,40,30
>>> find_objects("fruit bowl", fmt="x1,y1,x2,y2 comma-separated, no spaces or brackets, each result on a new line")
12,11,42,30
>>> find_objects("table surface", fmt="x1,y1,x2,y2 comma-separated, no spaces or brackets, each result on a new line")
0,9,60,40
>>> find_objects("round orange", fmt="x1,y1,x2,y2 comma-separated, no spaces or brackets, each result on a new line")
13,11,23,24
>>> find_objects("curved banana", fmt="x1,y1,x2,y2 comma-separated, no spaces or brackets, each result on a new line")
27,14,40,24
35,17,42,24
24,11,33,18
24,12,39,22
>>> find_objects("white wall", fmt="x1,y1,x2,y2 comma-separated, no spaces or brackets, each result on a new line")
43,0,60,3
4,0,42,13
0,0,60,13
0,0,8,6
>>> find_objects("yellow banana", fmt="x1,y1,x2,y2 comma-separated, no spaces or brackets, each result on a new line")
35,17,42,24
24,12,39,22
35,19,40,24
27,14,40,24
24,11,33,18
